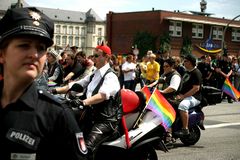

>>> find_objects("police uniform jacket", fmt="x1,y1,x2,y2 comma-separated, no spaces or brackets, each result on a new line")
0,81,87,160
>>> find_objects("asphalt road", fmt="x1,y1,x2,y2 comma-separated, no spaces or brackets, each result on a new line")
157,101,240,160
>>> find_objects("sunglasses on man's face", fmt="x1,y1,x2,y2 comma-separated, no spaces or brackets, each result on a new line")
93,54,100,58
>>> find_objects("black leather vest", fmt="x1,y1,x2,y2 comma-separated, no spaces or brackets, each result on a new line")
89,69,122,122
161,70,181,99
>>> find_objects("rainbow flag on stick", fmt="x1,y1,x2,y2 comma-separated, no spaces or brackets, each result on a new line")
146,88,176,130
222,78,240,101
141,86,151,102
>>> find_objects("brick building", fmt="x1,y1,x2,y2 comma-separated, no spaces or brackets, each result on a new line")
106,9,240,58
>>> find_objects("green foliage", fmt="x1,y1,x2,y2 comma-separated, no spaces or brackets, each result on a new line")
159,33,171,54
180,36,193,56
133,31,157,58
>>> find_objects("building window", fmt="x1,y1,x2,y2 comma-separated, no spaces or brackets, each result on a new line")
62,36,67,46
87,23,95,34
81,27,86,36
55,25,61,34
212,26,223,40
68,36,73,46
75,37,79,47
62,26,67,34
97,38,102,45
75,27,79,35
232,28,240,42
81,37,85,47
97,28,102,36
56,35,61,45
69,26,73,35
192,23,203,39
169,21,182,37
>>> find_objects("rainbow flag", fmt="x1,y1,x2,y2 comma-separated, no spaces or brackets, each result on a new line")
141,86,151,102
146,88,176,130
222,78,240,101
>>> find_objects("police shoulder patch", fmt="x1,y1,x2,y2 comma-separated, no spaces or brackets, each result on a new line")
37,89,63,105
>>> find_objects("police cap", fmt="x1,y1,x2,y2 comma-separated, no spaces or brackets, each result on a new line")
0,7,54,47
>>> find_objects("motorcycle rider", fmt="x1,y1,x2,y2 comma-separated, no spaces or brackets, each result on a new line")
148,58,182,147
175,54,203,136
52,43,121,160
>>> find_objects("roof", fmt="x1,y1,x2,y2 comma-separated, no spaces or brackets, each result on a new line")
164,16,240,28
0,1,104,23
38,7,103,23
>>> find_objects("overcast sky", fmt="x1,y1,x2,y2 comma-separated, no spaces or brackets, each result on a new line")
25,0,240,20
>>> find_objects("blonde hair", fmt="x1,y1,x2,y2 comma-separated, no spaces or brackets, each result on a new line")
149,53,156,59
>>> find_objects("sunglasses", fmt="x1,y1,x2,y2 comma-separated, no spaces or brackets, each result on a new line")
93,54,100,58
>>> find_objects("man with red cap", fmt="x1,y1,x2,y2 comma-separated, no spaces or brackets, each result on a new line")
53,42,121,159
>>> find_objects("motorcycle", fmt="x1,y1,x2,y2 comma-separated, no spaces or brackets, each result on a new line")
66,88,168,160
171,104,205,146
167,85,222,146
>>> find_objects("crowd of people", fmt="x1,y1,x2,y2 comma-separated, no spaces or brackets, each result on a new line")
1,6,239,160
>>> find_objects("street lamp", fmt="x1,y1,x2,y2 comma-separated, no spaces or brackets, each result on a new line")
221,14,240,51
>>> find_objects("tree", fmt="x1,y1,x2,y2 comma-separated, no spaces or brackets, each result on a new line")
133,31,157,58
180,36,193,56
159,33,171,54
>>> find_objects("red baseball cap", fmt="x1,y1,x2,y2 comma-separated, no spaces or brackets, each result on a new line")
96,45,111,55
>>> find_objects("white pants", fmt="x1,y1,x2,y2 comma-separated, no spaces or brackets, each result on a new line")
178,96,200,112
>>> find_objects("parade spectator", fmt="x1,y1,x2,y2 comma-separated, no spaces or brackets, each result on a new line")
111,54,121,78
71,45,79,55
173,56,186,77
122,54,136,91
232,56,240,91
59,50,68,68
119,56,126,89
47,49,64,86
197,55,213,86
74,51,96,80
139,55,149,88
215,53,233,103
156,50,169,76
35,61,49,90
63,52,85,83
146,53,160,85
211,54,222,88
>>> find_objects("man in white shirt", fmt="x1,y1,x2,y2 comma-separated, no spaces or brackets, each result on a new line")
122,54,136,91
53,44,121,160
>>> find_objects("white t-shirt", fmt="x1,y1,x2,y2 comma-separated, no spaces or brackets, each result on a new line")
122,61,136,81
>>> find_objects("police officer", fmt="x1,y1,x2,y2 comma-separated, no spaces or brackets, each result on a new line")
0,7,87,160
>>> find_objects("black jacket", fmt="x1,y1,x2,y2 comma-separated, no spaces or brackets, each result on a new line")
0,82,87,160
